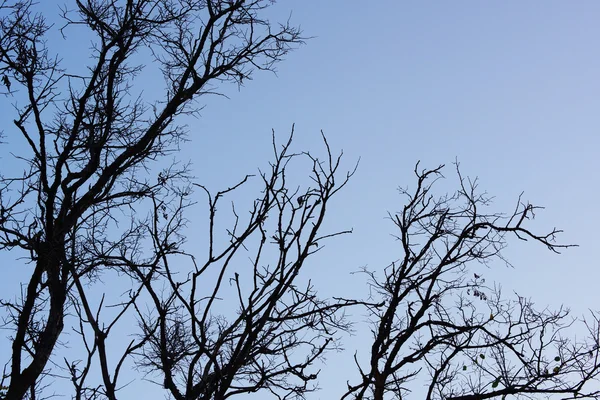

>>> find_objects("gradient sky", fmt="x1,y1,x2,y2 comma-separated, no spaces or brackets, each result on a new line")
183,2,600,397
2,1,600,399
188,0,600,320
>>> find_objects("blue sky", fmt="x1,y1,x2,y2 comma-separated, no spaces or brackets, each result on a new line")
2,1,600,398
184,2,600,396
188,0,600,306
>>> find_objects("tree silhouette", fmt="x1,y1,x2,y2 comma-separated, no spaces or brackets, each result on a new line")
1,1,600,400
343,164,600,400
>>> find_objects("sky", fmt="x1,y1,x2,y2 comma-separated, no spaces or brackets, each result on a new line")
186,0,600,316
2,1,600,399
194,2,600,396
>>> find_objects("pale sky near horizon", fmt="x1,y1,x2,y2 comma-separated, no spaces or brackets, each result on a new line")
1,1,600,399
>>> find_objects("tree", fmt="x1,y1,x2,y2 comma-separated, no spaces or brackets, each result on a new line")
342,164,600,400
0,1,599,400
0,1,327,398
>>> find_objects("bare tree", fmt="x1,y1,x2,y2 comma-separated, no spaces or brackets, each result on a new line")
2,1,600,400
56,129,362,400
130,132,363,400
0,1,343,399
343,163,600,400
